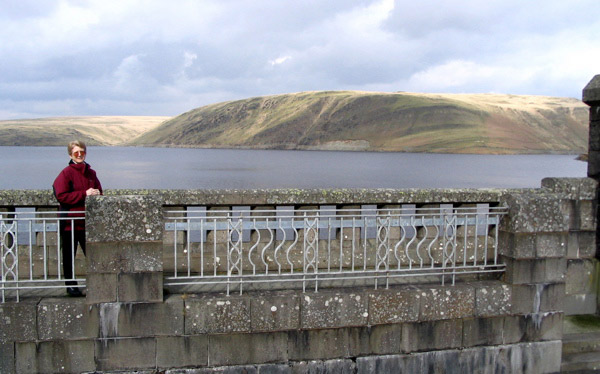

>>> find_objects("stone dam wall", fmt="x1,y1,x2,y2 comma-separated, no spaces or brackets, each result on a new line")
0,177,598,373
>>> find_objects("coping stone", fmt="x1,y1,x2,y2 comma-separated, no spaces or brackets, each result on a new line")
583,74,600,104
185,293,251,334
86,195,163,243
37,297,99,340
300,290,368,329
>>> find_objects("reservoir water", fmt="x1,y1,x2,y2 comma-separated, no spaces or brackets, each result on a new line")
0,146,587,190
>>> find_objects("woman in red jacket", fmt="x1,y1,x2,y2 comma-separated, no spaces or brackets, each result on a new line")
53,140,102,297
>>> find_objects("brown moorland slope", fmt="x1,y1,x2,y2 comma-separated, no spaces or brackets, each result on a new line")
0,116,170,146
131,91,589,154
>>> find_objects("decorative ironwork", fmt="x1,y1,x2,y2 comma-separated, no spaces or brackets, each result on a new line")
0,211,85,302
164,205,506,295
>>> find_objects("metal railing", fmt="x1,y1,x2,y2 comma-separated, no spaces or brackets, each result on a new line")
164,204,507,294
0,210,85,302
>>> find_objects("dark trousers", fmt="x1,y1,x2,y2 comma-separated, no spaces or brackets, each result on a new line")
60,229,86,286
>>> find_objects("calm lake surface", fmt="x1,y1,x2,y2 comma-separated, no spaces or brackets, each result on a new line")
0,146,588,190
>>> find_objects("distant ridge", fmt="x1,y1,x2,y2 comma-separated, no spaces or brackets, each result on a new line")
130,91,589,154
0,116,170,146
0,91,589,154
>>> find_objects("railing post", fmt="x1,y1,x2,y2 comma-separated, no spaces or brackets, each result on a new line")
85,195,164,303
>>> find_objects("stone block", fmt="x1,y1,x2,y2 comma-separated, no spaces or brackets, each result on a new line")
474,282,511,317
501,315,527,344
0,298,37,342
290,359,355,374
401,319,463,352
567,231,598,259
503,257,566,284
113,295,184,337
38,298,99,340
258,364,290,374
16,340,95,373
250,291,300,332
589,119,600,149
86,273,118,304
300,290,367,329
156,335,208,369
86,195,163,243
523,312,563,342
348,324,403,356
511,283,565,315
588,150,600,179
118,272,163,303
0,342,14,374
564,293,598,315
368,287,420,325
419,284,474,321
578,200,597,231
541,177,598,200
462,317,505,347
566,259,598,295
535,233,567,258
185,293,251,334
95,337,156,371
500,192,569,233
209,332,287,366
356,341,562,374
583,74,600,104
88,242,163,273
498,232,535,259
288,328,349,361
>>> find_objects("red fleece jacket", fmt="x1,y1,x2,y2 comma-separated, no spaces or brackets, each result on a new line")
53,161,102,230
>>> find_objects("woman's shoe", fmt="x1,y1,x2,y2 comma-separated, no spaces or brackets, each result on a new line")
66,287,83,297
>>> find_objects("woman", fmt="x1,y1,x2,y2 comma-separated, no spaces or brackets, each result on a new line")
53,140,102,297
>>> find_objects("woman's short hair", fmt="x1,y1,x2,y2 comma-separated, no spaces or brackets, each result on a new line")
67,140,87,155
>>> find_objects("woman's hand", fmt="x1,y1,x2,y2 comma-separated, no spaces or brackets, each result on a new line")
86,188,101,196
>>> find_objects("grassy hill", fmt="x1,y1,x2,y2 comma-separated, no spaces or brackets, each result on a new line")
0,116,170,146
0,91,589,154
130,91,589,154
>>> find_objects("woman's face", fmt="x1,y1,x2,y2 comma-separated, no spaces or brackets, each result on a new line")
70,146,86,164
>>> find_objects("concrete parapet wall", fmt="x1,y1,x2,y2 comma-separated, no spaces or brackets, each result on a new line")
0,178,597,373
0,284,564,373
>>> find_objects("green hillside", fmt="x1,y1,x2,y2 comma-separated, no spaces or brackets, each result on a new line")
130,91,589,154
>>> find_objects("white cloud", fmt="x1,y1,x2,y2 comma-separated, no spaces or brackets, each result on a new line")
269,56,292,66
1,0,599,118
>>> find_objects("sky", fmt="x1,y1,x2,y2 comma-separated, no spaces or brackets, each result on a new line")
1,0,599,119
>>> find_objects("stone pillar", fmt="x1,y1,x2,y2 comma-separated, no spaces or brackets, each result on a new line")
499,191,568,347
583,75,600,315
85,195,164,303
542,178,598,314
584,75,600,181
583,75,600,260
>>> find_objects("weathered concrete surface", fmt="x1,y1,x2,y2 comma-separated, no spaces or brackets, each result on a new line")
156,335,209,369
542,177,597,200
16,340,96,373
0,188,510,210
301,290,368,329
37,298,99,340
583,74,600,104
95,337,156,371
86,195,163,243
0,299,38,342
356,341,562,374
500,192,570,233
